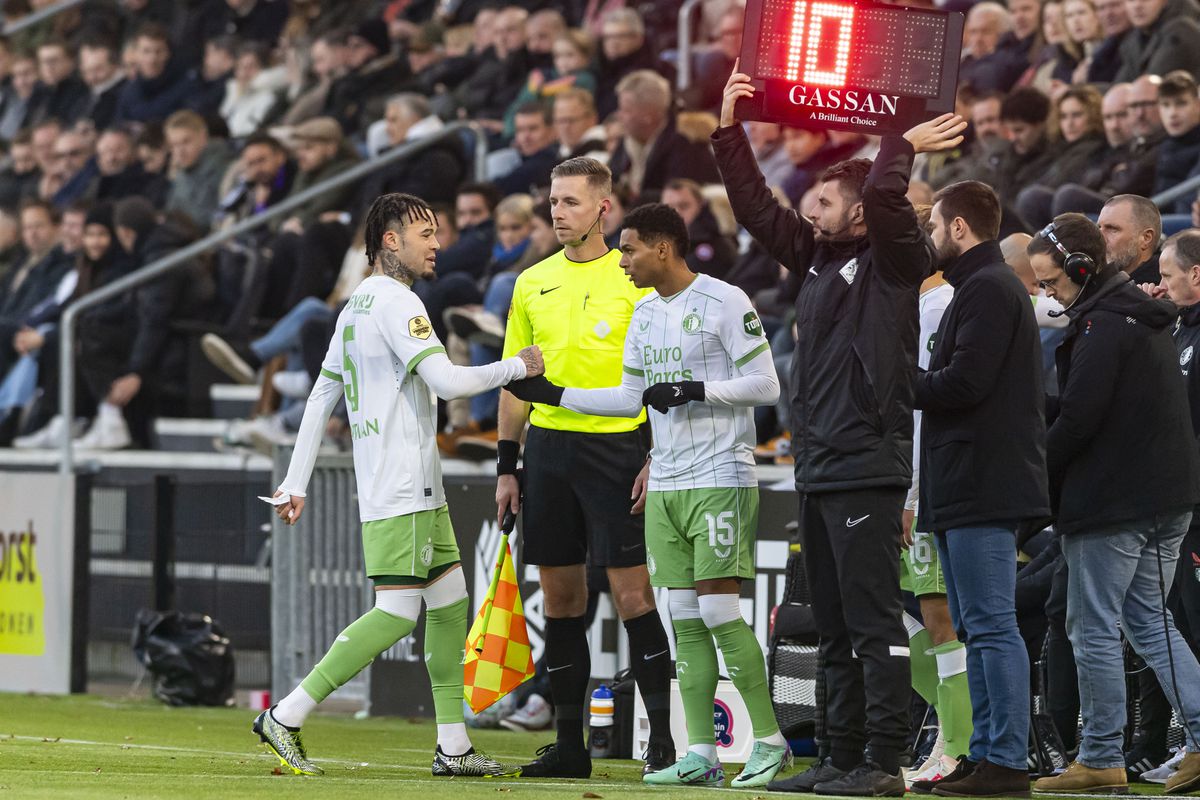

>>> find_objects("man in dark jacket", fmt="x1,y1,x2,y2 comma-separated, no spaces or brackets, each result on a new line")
1113,0,1200,82
27,40,90,127
713,66,967,796
912,180,1049,796
114,24,194,125
1029,214,1200,795
324,19,412,135
661,178,738,279
0,201,73,376
78,40,128,132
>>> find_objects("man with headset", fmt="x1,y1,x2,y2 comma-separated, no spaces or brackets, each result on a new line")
1029,214,1200,795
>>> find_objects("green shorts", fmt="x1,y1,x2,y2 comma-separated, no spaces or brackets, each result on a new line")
644,487,758,588
900,528,946,597
361,505,460,581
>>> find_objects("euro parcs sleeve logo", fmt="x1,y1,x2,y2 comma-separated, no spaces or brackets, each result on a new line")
0,520,44,655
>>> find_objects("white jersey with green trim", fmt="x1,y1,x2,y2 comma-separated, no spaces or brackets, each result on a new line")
627,274,769,491
319,276,448,521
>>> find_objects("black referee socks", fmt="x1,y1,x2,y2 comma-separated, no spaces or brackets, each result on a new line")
623,610,674,744
545,614,592,752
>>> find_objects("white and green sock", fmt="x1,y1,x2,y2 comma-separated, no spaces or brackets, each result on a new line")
700,594,785,745
903,611,939,706
934,641,972,759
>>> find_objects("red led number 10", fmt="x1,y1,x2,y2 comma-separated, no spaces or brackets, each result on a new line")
785,1,855,87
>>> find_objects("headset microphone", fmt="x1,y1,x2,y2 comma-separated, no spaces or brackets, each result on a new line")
1047,274,1091,318
579,211,604,242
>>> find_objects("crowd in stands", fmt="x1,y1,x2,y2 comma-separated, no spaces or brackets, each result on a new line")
0,0,1194,464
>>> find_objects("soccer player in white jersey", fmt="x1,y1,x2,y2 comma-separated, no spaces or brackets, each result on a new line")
253,193,543,777
507,203,790,788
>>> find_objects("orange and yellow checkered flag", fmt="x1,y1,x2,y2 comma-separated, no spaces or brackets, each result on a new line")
463,511,535,713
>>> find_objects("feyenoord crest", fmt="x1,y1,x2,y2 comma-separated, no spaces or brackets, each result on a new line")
420,543,434,567
682,311,703,334
647,552,657,576
1182,346,1193,367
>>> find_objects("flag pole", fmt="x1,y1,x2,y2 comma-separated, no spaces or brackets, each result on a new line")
473,508,517,654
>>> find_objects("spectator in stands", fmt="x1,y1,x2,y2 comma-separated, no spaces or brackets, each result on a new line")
987,86,1055,205
220,41,286,138
92,125,166,204
358,92,465,210
1064,0,1106,82
503,28,597,139
681,5,743,116
1008,0,1046,60
960,3,1029,94
0,129,40,208
493,102,559,196
220,132,296,230
324,18,410,135
1128,73,1165,144
1099,193,1164,283
0,200,72,377
49,127,97,207
0,52,38,142
1115,0,1200,81
194,0,290,55
747,122,793,192
660,178,738,278
552,88,607,162
279,31,346,127
1083,0,1133,81
29,118,62,189
1038,83,1159,218
135,123,169,178
1025,0,1081,91
1155,71,1200,216
27,39,89,127
433,181,499,283
929,91,1007,189
1016,86,1108,226
609,69,720,204
163,109,234,230
593,7,676,119
115,23,193,125
0,208,23,283
189,35,236,119
78,39,127,132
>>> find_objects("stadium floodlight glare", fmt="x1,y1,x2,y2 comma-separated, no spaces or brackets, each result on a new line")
736,0,965,134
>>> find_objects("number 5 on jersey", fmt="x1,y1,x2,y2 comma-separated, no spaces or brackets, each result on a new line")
343,324,360,412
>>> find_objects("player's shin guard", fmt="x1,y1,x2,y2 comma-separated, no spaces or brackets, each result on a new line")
301,608,418,702
424,595,469,724
623,610,673,742
903,611,939,706
672,617,720,747
934,641,972,759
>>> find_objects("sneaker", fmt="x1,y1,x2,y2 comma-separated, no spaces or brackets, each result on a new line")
431,745,517,777
1144,747,1188,784
272,370,313,400
437,422,481,458
733,741,793,788
641,736,677,776
445,306,506,349
518,742,591,779
12,414,84,449
910,754,962,790
643,750,725,786
466,694,515,729
456,429,499,461
500,694,553,732
252,708,323,776
1126,741,1167,783
768,755,846,793
908,729,947,786
227,415,292,454
1166,751,1200,794
75,410,131,450
913,757,977,794
1032,760,1125,794
202,333,257,385
815,761,906,797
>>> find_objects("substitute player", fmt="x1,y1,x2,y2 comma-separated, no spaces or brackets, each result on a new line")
495,157,676,779
508,203,790,788
256,193,542,777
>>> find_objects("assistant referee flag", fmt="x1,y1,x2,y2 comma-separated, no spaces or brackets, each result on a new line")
463,534,535,713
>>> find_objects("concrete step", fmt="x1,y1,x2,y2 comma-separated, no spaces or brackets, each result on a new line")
154,417,234,453
210,383,259,420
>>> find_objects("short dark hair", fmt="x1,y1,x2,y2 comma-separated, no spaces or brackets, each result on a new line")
363,193,437,267
513,101,552,126
623,202,690,258
664,178,704,205
133,22,170,46
207,35,239,57
136,121,165,150
78,37,118,58
1159,70,1198,102
1164,229,1200,270
1000,87,1051,125
456,181,502,213
36,37,70,56
551,156,612,197
1027,212,1108,275
819,158,872,202
19,197,58,223
932,181,1002,241
242,132,287,155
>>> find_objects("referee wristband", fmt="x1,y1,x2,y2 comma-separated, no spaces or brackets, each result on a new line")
497,439,520,476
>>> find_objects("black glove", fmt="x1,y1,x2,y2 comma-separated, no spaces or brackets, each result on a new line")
506,375,565,406
642,381,705,413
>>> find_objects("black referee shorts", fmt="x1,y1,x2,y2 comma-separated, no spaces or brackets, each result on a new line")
521,424,647,568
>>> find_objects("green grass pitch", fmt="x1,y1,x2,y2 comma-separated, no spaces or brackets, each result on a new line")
0,693,1178,799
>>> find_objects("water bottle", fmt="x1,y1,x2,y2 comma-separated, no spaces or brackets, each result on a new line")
588,684,614,758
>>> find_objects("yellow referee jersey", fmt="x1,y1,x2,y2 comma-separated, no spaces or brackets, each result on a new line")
503,248,650,433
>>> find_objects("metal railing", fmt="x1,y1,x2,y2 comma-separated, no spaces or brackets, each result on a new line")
1152,173,1200,211
58,122,488,477
2,0,85,35
676,0,706,94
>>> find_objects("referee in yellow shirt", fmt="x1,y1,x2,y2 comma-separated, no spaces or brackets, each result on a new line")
496,157,675,778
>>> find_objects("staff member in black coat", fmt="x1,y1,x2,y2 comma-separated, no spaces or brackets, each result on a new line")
1029,215,1200,795
912,181,1049,797
713,65,966,797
